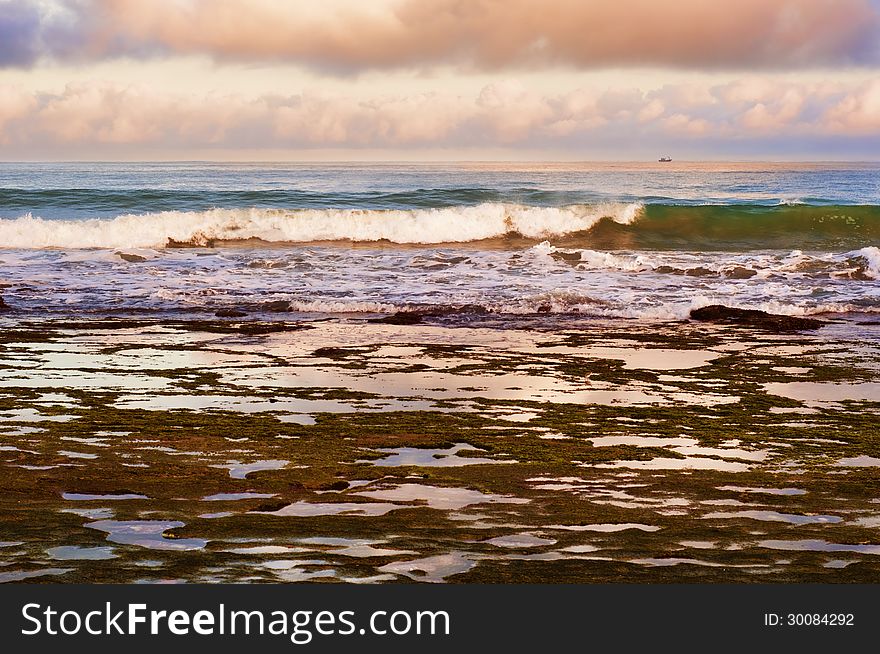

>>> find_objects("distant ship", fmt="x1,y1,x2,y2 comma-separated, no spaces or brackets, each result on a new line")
658,155,672,162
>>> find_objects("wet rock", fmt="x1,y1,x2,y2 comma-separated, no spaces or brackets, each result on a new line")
690,305,825,331
314,347,354,358
215,309,247,318
252,500,289,512
167,238,213,248
319,480,349,491
370,305,489,324
839,266,873,281
370,311,426,325
723,266,758,279
117,252,148,263
550,250,582,262
684,266,715,277
537,304,552,313
262,300,292,312
236,323,310,335
0,296,8,310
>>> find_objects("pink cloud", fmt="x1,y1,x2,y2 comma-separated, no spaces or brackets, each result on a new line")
740,88,806,131
10,0,880,71
823,80,880,132
2,77,880,154
0,85,36,143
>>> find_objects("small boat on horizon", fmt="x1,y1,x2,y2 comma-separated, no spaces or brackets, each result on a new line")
658,155,672,162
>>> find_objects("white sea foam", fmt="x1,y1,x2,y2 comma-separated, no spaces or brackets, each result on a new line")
531,243,880,284
285,300,399,314
1,215,875,321
852,246,880,278
531,241,655,272
0,203,644,249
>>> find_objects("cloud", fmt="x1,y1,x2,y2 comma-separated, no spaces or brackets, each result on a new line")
823,79,880,132
1,76,879,156
0,85,37,144
0,1,43,66
4,0,880,71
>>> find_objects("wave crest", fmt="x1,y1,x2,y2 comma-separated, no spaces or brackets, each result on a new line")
0,203,643,249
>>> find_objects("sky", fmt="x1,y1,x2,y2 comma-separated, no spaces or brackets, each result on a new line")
1,0,880,161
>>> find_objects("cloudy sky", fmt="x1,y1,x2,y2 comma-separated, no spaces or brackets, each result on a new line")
1,0,880,160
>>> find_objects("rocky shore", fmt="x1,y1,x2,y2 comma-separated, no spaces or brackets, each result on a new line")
0,316,878,583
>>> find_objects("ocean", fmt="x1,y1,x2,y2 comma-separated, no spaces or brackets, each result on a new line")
2,162,880,585
0,161,878,321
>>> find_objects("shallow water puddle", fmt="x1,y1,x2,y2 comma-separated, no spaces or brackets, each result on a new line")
354,484,529,510
592,457,752,472
629,557,736,568
703,510,842,525
363,443,507,467
758,540,880,555
214,459,289,479
587,435,698,448
202,492,278,501
59,450,98,459
263,483,529,517
823,560,854,569
678,541,717,550
297,537,416,558
0,408,77,422
850,515,880,527
492,411,540,422
258,560,337,582
1,425,46,435
583,347,720,370
559,545,602,554
62,507,115,519
717,485,806,496
224,366,732,407
546,523,661,532
116,394,351,413
0,369,168,391
116,393,437,416
671,444,770,462
765,381,880,406
834,456,880,467
378,552,476,583
224,545,310,555
0,568,73,583
63,492,148,501
484,533,556,548
260,502,400,517
61,436,111,447
47,545,117,560
86,520,208,551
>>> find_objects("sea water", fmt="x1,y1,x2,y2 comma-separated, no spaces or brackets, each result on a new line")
0,161,877,321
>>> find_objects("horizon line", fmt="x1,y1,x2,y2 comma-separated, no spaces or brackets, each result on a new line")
2,159,880,165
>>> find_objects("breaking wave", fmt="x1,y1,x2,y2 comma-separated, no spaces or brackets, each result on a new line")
0,197,877,257
0,202,877,251
0,203,643,249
